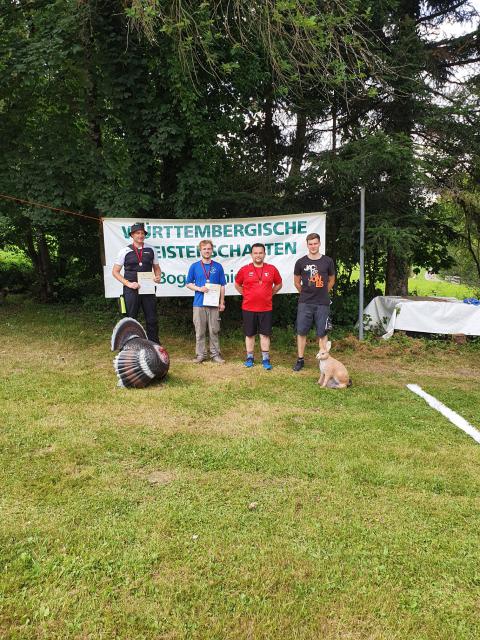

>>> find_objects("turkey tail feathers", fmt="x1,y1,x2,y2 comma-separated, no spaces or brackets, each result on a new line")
111,317,148,351
114,348,157,388
111,319,169,388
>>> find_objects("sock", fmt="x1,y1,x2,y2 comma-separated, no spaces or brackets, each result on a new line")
297,356,304,361
247,352,254,359
262,351,269,361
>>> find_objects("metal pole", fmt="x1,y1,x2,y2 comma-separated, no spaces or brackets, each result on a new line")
358,187,365,340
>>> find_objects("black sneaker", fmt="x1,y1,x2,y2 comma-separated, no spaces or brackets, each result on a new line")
293,358,305,372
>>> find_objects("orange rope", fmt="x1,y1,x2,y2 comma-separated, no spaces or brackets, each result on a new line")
0,193,102,223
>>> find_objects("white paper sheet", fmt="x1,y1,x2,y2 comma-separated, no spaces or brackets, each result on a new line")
202,284,221,307
137,272,156,295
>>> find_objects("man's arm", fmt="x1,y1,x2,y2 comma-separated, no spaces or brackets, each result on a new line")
293,274,302,293
219,285,225,311
234,269,243,295
272,268,282,295
328,275,335,292
112,264,139,290
186,282,209,293
153,263,161,284
186,266,208,293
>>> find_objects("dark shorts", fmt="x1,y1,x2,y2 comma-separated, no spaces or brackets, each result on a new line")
242,310,273,337
296,303,330,337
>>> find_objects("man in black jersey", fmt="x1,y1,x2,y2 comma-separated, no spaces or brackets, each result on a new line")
292,233,335,371
112,222,161,343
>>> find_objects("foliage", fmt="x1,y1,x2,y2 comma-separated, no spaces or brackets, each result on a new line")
125,0,386,95
331,274,361,327
0,0,479,306
409,269,478,300
0,249,33,291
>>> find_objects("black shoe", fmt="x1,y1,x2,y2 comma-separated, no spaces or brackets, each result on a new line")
293,358,305,372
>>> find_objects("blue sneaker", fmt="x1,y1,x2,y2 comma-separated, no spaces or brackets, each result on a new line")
262,359,272,371
244,357,255,368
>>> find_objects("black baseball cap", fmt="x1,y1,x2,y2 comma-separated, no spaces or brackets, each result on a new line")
130,222,146,235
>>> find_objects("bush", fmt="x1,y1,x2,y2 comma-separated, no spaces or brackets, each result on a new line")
331,276,359,328
0,250,34,292
54,272,104,303
272,294,298,329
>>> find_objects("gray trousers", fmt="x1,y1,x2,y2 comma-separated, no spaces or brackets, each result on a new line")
193,307,221,357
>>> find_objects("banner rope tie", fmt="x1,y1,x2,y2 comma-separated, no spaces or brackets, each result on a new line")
0,193,101,223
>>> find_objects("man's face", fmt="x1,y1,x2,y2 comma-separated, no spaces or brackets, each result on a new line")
131,230,146,244
251,247,266,264
307,238,321,255
200,244,213,259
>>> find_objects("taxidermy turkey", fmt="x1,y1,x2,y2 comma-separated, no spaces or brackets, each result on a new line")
111,317,170,388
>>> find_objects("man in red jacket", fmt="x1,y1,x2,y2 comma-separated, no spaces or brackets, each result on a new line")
235,243,282,370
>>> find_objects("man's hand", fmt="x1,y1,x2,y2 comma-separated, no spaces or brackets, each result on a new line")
293,274,302,293
199,286,209,293
153,275,161,284
219,302,225,312
125,281,140,290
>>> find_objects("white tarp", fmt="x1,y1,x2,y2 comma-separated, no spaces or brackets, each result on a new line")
102,212,325,298
363,295,480,338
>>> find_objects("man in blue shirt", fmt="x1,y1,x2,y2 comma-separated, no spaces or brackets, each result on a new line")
186,240,227,363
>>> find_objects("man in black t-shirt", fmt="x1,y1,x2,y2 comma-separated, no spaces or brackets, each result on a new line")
292,233,335,371
112,222,162,343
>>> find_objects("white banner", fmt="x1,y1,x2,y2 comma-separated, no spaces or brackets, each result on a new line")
102,212,326,297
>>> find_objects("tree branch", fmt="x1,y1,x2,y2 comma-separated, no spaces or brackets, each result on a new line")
426,29,478,50
416,0,471,25
441,56,480,68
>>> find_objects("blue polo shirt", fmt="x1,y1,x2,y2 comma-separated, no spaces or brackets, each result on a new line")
186,260,227,307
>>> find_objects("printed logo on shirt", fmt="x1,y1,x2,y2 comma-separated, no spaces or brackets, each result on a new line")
248,270,270,279
304,264,324,288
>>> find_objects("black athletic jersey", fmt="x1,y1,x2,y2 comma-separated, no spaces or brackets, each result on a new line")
294,255,335,305
114,243,159,282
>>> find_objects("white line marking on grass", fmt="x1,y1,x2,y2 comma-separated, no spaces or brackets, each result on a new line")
407,384,480,444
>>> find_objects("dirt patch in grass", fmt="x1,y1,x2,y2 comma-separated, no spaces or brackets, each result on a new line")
34,444,56,457
172,356,259,379
144,470,177,486
208,401,307,439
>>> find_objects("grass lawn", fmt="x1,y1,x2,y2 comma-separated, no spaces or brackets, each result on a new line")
1,299,480,639
408,270,477,300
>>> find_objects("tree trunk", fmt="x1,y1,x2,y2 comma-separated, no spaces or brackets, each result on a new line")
37,231,54,302
366,250,380,300
263,88,275,193
288,110,307,181
385,246,409,296
331,102,337,156
328,101,338,265
383,0,420,295
24,224,54,302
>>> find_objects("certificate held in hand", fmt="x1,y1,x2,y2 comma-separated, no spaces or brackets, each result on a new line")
203,283,221,307
137,271,156,295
